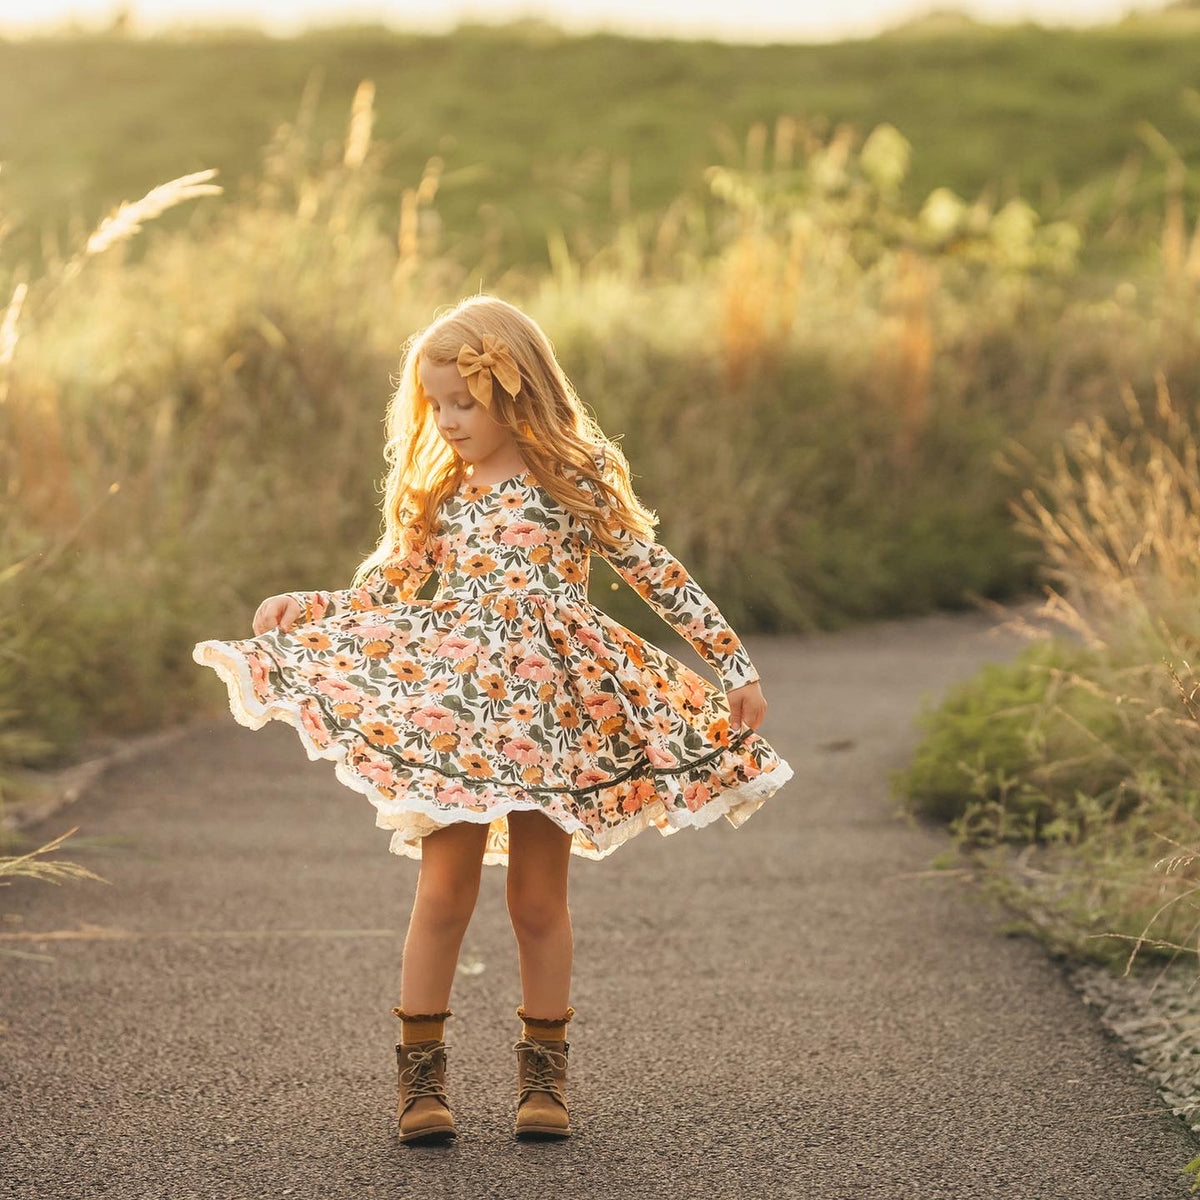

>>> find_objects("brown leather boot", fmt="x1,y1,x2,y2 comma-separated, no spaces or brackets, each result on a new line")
513,1005,575,1138
394,1039,457,1143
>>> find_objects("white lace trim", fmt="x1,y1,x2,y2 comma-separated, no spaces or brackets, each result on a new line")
193,639,794,868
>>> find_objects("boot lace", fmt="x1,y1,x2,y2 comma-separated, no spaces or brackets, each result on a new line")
513,1037,568,1107
398,1043,449,1107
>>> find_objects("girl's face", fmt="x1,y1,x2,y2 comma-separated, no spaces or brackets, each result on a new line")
419,357,521,470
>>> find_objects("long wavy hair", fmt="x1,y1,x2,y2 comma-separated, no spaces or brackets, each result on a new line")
347,294,658,589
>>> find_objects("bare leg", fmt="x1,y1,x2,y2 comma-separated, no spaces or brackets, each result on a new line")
506,809,574,1016
399,819,489,1012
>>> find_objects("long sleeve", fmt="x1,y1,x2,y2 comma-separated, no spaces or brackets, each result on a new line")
284,539,437,625
590,524,761,692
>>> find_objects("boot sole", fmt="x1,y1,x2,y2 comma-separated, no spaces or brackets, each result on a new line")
514,1125,572,1139
399,1125,457,1144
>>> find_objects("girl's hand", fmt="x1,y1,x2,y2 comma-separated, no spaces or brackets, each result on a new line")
727,679,767,735
253,594,303,637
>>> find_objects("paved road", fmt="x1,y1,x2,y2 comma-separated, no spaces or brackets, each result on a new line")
2,599,1196,1199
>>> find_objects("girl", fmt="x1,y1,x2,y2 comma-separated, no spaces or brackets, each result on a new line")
192,294,794,1145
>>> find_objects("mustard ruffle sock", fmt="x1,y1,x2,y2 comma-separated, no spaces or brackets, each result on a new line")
516,1003,575,1042
393,1006,453,1044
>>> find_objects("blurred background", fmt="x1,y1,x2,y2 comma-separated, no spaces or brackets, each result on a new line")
4,0,1200,967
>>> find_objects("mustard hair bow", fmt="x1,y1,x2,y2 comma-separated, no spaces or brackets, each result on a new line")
456,334,522,408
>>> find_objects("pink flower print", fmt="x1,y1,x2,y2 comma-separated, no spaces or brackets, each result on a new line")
299,700,332,748
247,650,271,700
296,661,330,683
575,625,608,657
500,520,547,547
315,677,364,702
681,675,709,710
357,756,397,788
502,736,542,766
646,743,680,768
581,692,621,721
683,780,712,812
438,634,483,661
574,766,611,790
436,780,488,808
562,748,589,776
515,652,557,682
349,619,395,639
411,704,458,733
651,712,677,738
579,729,603,755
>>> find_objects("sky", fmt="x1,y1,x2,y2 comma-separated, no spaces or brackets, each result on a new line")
0,0,1175,43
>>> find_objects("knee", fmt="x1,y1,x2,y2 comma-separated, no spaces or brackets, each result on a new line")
414,878,479,933
506,884,569,941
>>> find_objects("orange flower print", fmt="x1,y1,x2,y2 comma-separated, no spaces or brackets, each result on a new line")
683,780,712,812
460,753,495,779
502,568,530,589
430,732,460,752
661,561,688,589
481,674,509,700
463,553,499,577
599,784,624,821
622,778,656,815
362,720,400,747
709,630,743,657
332,701,364,720
296,630,332,651
387,658,427,682
490,595,520,620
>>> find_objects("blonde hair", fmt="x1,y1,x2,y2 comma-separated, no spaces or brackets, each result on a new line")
348,293,657,589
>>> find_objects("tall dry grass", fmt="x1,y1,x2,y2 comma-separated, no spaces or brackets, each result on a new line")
906,372,1200,975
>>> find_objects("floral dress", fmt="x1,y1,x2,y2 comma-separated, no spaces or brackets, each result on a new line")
192,462,794,866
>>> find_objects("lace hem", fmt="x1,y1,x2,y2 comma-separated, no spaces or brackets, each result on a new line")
192,638,793,867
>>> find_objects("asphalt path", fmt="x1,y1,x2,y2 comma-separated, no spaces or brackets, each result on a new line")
2,598,1197,1199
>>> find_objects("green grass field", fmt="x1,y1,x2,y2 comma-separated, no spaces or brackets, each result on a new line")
2,19,1200,274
